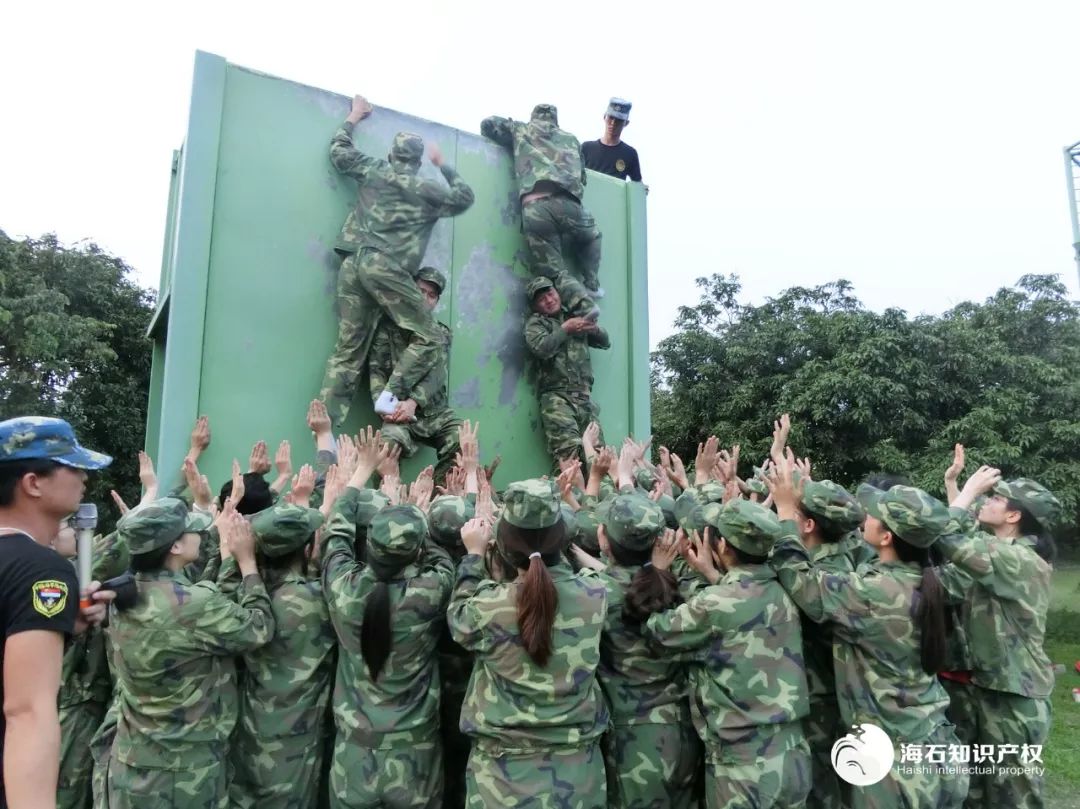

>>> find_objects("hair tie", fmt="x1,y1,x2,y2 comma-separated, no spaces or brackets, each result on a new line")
642,561,653,568
529,551,541,560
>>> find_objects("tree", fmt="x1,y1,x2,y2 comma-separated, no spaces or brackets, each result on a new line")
0,231,155,528
651,273,1080,546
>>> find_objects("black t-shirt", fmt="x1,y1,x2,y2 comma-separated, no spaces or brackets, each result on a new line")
581,139,642,182
0,532,78,808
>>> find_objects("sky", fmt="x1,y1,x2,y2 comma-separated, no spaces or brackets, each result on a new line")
2,0,1078,348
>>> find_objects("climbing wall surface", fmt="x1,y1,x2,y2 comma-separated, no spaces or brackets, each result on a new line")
147,51,649,487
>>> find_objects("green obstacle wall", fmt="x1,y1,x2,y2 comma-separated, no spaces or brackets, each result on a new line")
146,51,650,488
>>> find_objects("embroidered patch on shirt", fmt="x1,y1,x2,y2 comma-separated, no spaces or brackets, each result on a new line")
32,579,68,617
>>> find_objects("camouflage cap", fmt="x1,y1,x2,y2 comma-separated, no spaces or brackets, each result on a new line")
698,481,727,504
603,493,665,552
633,467,658,493
0,416,112,470
575,507,602,555
526,276,555,299
390,132,424,164
118,497,212,557
655,493,678,529
416,266,447,295
746,467,769,497
674,489,706,533
428,495,474,548
700,499,783,557
857,485,949,549
800,480,865,533
531,104,559,125
605,97,632,122
501,479,561,529
560,504,583,545
354,489,391,533
250,502,324,558
368,504,428,567
993,478,1062,531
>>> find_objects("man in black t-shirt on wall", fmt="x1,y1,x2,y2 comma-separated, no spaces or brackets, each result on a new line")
581,97,642,182
0,417,112,809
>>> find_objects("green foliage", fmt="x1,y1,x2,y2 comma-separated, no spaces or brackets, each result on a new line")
651,273,1080,544
0,231,155,529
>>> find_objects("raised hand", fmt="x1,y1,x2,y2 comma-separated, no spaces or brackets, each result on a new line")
460,517,491,556
665,452,690,491
477,481,496,525
110,490,130,515
321,465,344,519
695,436,720,485
582,421,601,461
437,466,467,497
556,461,582,511
138,451,158,503
350,427,390,489
307,399,332,436
763,448,804,521
483,455,502,485
288,464,316,507
770,413,791,465
248,441,271,475
683,529,720,584
377,443,402,480
457,420,481,494
793,455,812,482
188,415,211,460
651,529,679,571
337,434,359,482
409,466,435,512
228,459,246,508
183,457,213,512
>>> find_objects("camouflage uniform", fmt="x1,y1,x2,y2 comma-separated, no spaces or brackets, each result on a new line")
229,503,335,809
481,104,602,291
105,499,277,809
447,480,609,808
771,486,969,809
936,479,1060,809
58,625,112,809
429,496,477,809
595,494,701,809
321,493,455,808
524,277,610,465
369,268,461,484
320,122,475,427
645,500,812,809
794,482,866,809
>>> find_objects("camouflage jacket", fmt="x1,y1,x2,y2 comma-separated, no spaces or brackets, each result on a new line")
330,122,475,267
644,564,809,757
369,319,452,415
236,570,336,741
595,566,691,726
321,487,455,747
480,116,587,201
524,310,610,395
59,626,111,710
771,526,951,742
801,538,857,701
108,569,276,768
448,555,609,751
936,510,1053,698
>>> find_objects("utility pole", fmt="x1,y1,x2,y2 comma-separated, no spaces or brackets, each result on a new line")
1066,141,1080,287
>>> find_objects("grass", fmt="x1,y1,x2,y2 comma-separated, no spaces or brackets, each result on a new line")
1045,563,1080,809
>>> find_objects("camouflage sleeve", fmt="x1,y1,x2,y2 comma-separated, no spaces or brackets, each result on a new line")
92,531,128,582
446,553,502,654
320,487,367,614
769,527,873,628
578,140,587,187
480,116,514,148
368,326,393,406
934,530,1036,603
937,561,974,604
329,122,382,180
642,589,716,661
183,576,276,655
421,541,455,610
524,315,568,359
586,327,611,350
418,165,475,217
671,557,707,600
188,528,221,582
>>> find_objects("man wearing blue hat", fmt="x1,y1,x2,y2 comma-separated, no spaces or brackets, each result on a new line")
0,416,112,808
582,98,642,182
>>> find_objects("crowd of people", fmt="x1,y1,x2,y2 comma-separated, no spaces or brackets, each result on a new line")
0,405,1062,809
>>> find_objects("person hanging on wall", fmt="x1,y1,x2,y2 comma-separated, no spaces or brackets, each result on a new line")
367,267,461,485
581,98,642,182
320,94,475,429
481,104,604,297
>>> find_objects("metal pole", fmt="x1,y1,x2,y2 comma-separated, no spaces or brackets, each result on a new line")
1066,141,1080,288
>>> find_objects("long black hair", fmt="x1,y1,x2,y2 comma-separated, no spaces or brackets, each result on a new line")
606,540,680,624
893,537,948,674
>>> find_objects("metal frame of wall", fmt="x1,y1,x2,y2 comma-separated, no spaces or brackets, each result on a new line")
148,51,650,488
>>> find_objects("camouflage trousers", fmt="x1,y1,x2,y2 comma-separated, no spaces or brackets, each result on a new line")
230,730,329,809
802,698,844,809
58,700,107,809
466,741,606,809
382,407,461,486
321,250,442,428
942,677,978,746
603,721,701,809
107,758,227,809
440,680,470,809
538,390,601,467
329,735,442,809
90,700,119,809
963,686,1050,809
704,737,812,809
522,193,602,291
551,272,601,318
851,724,968,809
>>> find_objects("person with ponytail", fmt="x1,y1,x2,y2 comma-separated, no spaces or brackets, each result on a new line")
767,454,968,809
941,464,1061,809
592,492,701,809
320,428,454,808
448,479,608,808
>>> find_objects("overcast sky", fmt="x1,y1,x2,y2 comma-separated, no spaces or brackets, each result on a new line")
2,0,1078,347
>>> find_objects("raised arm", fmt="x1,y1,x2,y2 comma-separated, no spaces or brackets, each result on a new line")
480,115,515,148
329,95,381,180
